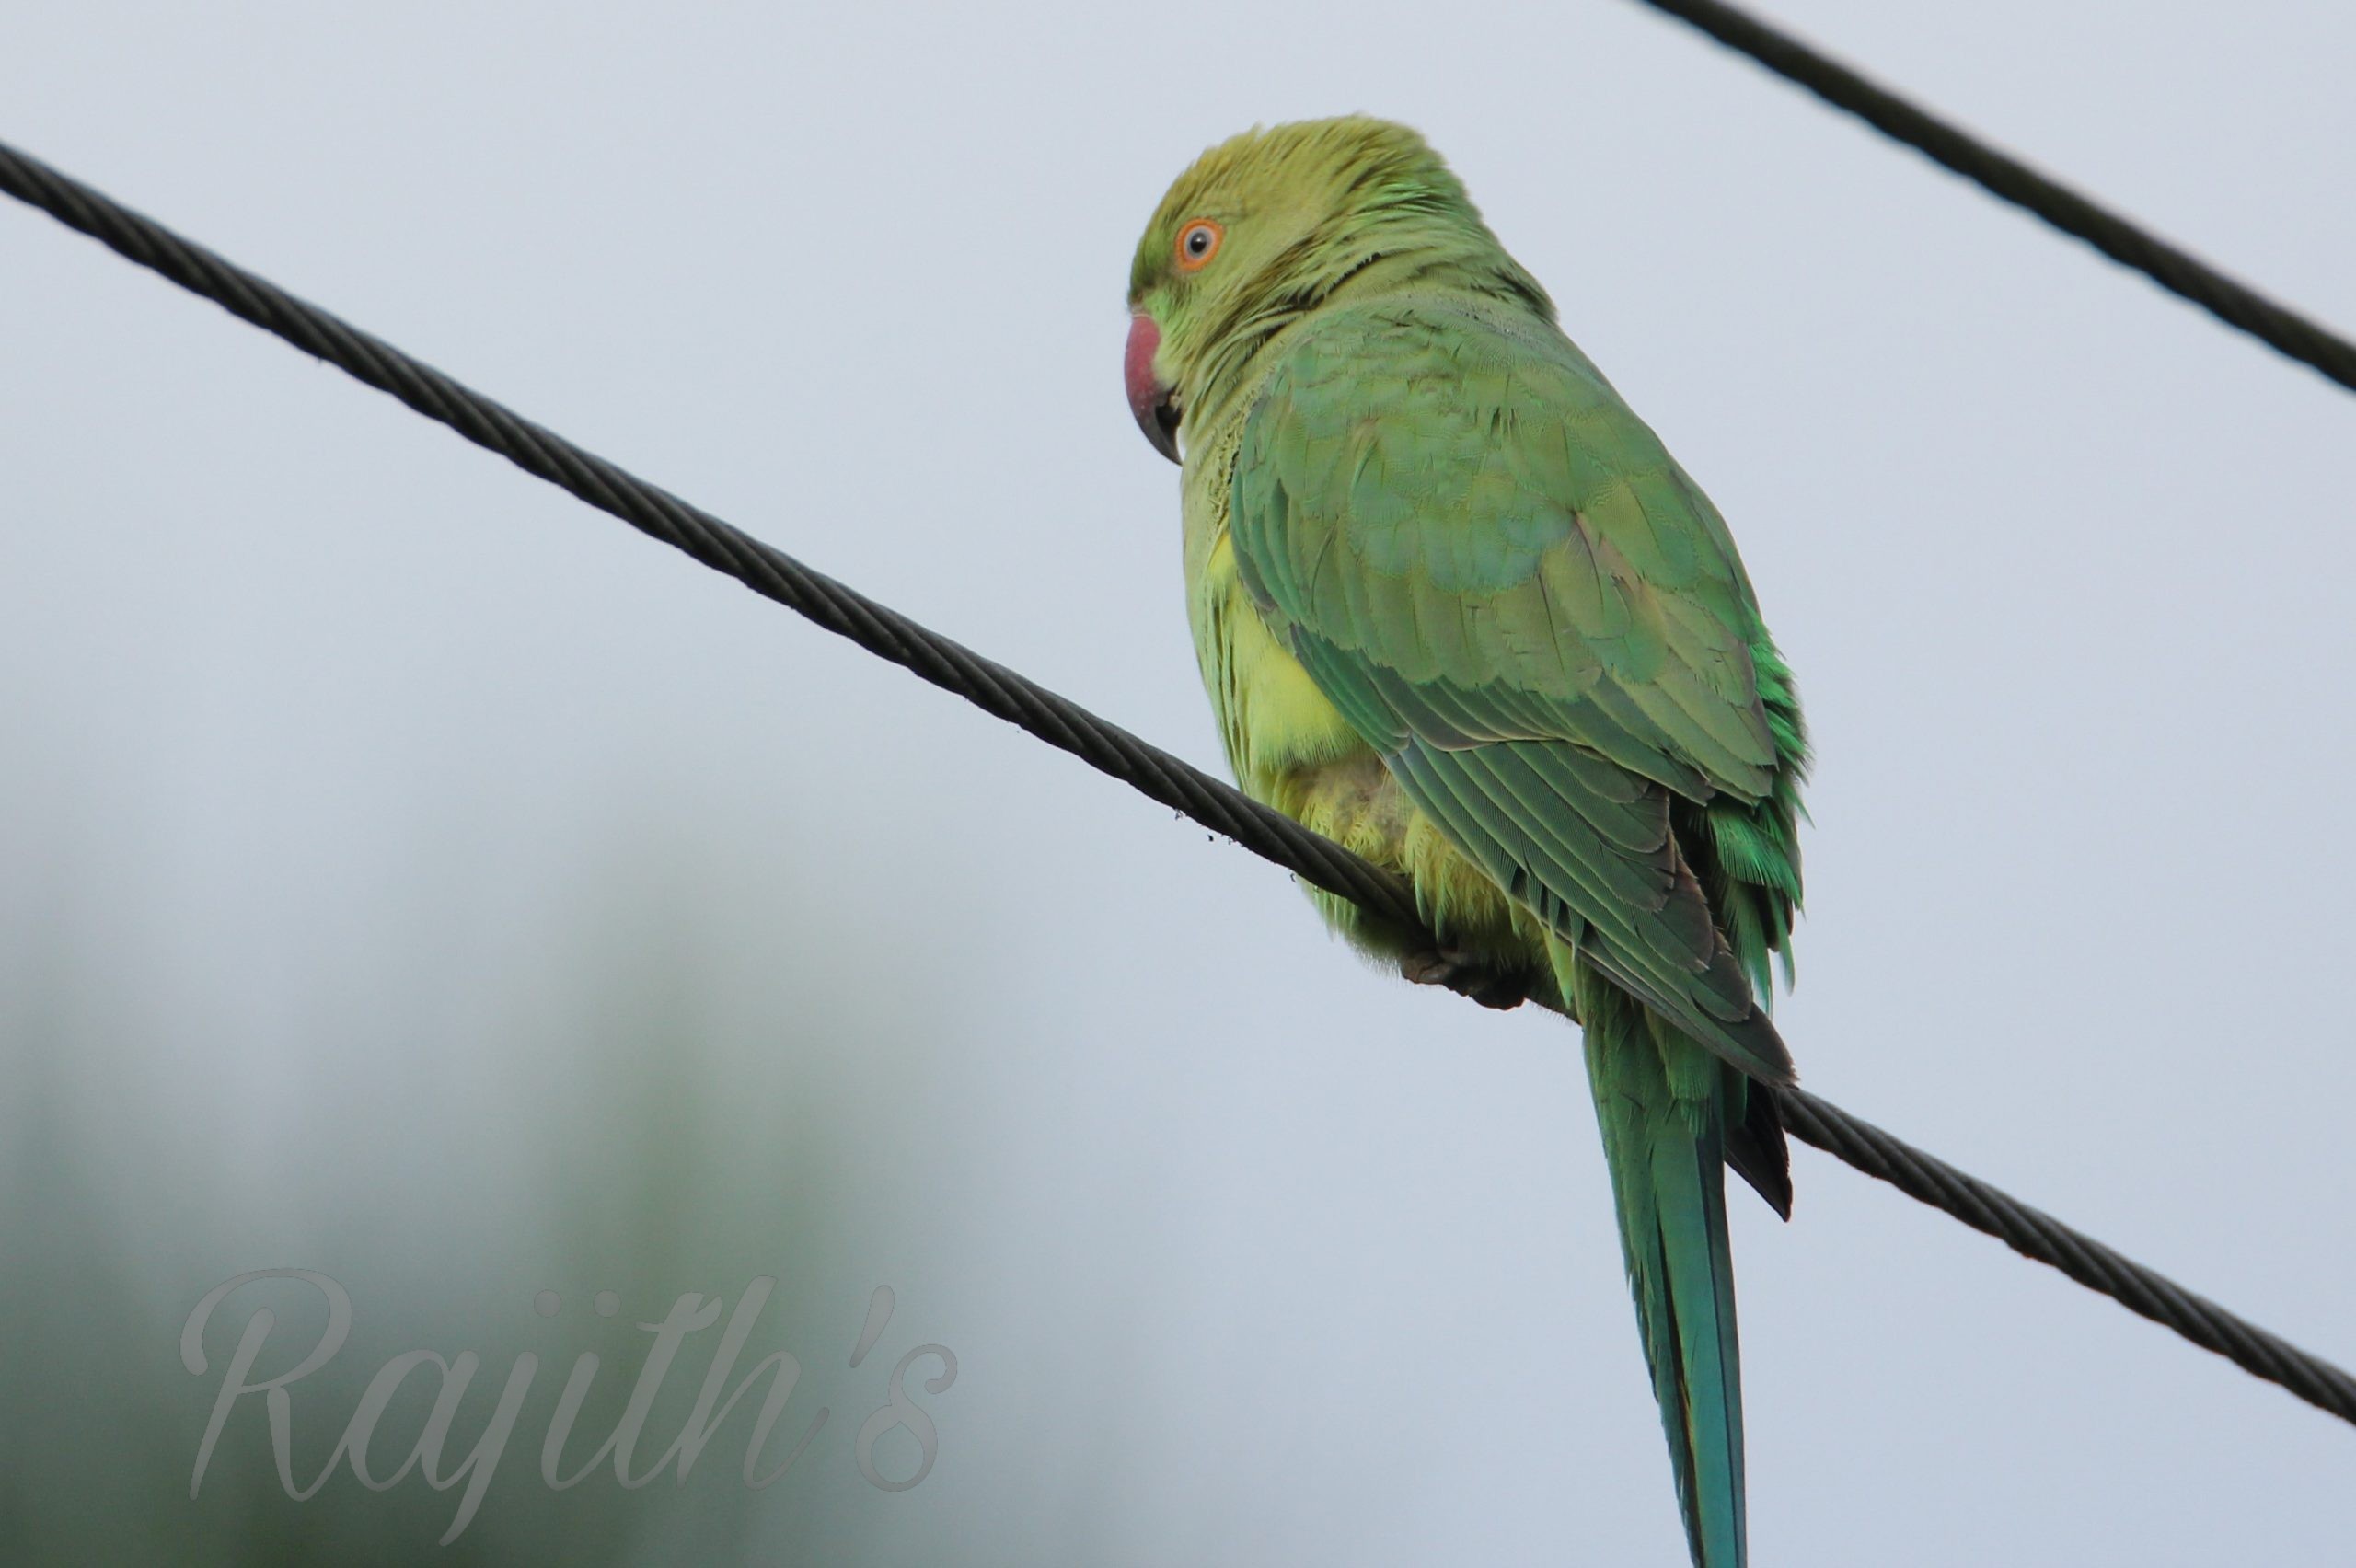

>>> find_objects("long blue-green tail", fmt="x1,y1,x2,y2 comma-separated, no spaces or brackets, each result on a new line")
1574,968,1748,1568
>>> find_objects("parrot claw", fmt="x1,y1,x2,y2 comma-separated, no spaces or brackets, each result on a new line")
1401,948,1528,1010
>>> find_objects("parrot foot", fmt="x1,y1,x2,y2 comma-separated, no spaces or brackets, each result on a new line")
1400,948,1528,1010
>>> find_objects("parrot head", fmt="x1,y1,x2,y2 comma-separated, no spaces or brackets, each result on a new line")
1124,115,1549,464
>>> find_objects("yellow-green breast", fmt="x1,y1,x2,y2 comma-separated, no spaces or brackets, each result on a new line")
1180,408,1542,973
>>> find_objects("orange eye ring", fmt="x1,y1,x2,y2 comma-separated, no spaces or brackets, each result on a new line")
1174,219,1224,271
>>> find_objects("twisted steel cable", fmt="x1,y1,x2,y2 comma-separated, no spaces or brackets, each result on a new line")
1631,0,2356,395
1778,1088,2356,1423
0,139,1416,931
5,133,2353,1429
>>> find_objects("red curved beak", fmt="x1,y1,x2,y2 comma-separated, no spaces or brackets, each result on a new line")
1126,313,1181,464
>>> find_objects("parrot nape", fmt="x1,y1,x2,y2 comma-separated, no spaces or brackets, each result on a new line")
1123,118,1807,1568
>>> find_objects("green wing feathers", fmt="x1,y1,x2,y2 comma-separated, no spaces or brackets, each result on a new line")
1229,299,1808,1082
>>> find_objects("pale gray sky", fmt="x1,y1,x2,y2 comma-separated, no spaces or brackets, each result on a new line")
4,2,2353,1563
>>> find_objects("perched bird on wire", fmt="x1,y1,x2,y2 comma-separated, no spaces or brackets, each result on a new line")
1124,117,1809,1568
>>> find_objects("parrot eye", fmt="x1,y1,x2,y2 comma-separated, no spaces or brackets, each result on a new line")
1175,219,1223,271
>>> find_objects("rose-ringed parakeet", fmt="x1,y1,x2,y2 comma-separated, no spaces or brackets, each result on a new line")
1123,119,1807,1568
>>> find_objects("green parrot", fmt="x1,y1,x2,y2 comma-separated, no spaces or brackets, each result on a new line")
1123,118,1807,1567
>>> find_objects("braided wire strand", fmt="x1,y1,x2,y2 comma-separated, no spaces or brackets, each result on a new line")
6,133,2353,1428
1778,1090,2356,1423
1631,0,2356,394
0,139,1416,931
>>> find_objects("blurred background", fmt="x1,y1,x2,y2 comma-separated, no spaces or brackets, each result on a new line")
3,2,2352,1562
